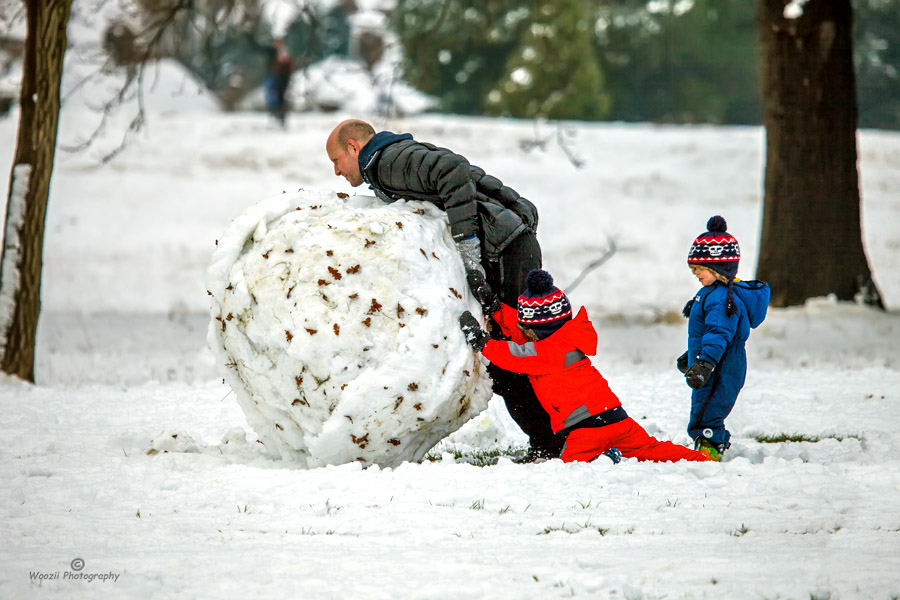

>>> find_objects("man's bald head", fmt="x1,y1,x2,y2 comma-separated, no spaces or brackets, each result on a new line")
326,119,376,187
332,119,376,148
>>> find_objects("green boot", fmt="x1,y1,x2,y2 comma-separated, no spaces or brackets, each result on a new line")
694,437,723,462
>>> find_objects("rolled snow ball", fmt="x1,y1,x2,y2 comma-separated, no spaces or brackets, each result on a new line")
206,189,492,468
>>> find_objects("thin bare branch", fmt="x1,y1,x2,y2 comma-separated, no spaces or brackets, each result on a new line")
564,239,617,294
519,120,586,170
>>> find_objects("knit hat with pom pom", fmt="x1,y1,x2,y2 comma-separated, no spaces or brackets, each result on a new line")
686,216,741,316
687,216,741,280
517,269,572,339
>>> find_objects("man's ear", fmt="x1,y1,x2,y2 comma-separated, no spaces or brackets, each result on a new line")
347,138,363,157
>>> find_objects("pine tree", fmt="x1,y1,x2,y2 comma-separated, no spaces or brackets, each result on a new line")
854,0,900,129
596,0,760,124
485,0,610,120
391,0,531,115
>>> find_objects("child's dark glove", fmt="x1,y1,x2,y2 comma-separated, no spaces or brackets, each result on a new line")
459,311,491,352
685,360,715,389
465,270,501,315
676,351,689,374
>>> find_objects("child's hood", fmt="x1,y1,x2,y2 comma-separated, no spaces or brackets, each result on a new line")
733,280,770,328
555,307,598,355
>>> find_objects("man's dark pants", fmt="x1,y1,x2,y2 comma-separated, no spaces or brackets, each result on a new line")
485,231,566,457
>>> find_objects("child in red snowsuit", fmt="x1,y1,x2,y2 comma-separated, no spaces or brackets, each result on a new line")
460,269,709,464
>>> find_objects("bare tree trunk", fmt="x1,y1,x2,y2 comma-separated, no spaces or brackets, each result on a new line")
0,0,71,381
755,0,883,308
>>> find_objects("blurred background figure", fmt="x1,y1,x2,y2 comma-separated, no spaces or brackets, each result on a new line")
265,38,294,126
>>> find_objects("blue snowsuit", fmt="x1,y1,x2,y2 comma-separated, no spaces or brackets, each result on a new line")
684,279,770,448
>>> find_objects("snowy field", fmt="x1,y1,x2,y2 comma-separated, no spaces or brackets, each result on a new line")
1,75,900,598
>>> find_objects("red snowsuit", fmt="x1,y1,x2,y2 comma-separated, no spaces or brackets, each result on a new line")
483,304,709,463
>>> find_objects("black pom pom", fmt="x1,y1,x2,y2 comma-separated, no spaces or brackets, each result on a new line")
707,216,727,233
525,269,555,295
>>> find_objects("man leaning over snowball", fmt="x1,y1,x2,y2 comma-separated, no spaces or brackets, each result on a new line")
326,119,564,461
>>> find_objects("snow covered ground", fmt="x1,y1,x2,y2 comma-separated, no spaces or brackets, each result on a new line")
1,85,900,597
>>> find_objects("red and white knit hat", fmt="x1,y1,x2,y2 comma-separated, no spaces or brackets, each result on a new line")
687,215,740,280
517,270,572,338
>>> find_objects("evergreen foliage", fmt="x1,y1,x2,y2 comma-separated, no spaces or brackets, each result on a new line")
854,0,900,129
132,0,351,106
595,0,761,124
485,0,611,120
137,0,900,128
129,0,271,100
283,3,352,70
390,0,532,115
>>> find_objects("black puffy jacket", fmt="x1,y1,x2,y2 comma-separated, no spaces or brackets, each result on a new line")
361,137,538,262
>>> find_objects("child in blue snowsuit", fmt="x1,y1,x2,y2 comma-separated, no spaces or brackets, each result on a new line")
677,216,770,461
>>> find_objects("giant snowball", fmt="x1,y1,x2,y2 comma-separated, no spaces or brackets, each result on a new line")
206,189,493,468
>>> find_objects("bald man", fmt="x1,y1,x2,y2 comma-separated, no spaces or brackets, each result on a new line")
325,119,564,461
